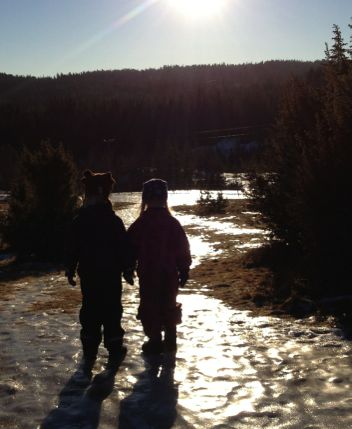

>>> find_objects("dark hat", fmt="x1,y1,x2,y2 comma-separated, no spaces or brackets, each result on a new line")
81,169,116,197
142,178,168,202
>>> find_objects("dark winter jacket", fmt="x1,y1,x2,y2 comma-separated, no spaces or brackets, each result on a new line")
65,201,131,278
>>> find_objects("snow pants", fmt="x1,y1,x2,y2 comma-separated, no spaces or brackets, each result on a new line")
138,272,181,341
79,273,124,359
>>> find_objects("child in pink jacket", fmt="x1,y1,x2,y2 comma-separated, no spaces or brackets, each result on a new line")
127,179,192,354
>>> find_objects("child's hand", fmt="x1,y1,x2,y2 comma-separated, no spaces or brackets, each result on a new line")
67,276,77,287
123,270,135,285
65,271,77,287
179,270,189,287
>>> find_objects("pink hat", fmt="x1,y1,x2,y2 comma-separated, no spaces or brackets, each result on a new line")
142,178,168,202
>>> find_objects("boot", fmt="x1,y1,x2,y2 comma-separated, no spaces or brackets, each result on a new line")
81,357,95,377
81,332,101,362
106,345,127,371
142,336,163,355
73,356,95,385
106,339,127,370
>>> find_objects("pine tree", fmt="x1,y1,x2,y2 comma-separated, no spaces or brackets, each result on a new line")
349,18,352,59
329,24,349,72
4,142,79,260
324,42,331,63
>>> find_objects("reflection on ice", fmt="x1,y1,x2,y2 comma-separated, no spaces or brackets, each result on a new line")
111,189,244,208
177,212,266,235
237,239,263,250
188,236,221,266
174,293,268,425
225,381,265,417
168,189,245,205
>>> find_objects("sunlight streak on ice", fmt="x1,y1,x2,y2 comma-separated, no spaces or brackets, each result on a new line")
188,235,221,266
175,293,268,424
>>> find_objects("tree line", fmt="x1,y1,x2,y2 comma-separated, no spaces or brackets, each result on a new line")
0,60,319,190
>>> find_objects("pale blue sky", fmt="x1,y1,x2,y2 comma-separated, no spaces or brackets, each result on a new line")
0,0,351,76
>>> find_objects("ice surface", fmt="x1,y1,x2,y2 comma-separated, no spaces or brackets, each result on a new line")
0,192,351,428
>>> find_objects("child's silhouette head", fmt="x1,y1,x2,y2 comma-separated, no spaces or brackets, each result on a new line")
142,178,168,203
141,178,168,212
81,169,116,200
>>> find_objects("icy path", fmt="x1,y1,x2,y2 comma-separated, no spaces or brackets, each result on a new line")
1,193,352,428
1,275,352,428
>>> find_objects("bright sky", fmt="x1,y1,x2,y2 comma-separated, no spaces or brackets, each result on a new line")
0,0,351,77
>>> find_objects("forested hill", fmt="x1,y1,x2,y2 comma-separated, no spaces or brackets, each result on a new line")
0,61,319,103
0,60,321,189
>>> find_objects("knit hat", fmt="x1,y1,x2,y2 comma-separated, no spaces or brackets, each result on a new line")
142,178,168,202
81,170,116,198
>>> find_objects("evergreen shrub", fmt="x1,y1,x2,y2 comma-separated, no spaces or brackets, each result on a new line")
196,190,228,215
4,142,79,260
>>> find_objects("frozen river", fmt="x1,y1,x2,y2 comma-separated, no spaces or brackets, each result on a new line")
0,191,352,428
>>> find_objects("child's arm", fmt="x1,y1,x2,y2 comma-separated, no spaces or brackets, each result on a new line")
174,220,192,287
124,222,140,285
66,273,77,287
65,218,79,287
114,216,136,285
123,269,135,285
179,269,189,287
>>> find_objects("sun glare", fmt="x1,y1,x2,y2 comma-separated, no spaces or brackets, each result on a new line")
167,0,226,20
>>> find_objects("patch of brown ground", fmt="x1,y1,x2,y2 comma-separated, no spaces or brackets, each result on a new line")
190,254,280,317
0,201,8,212
0,281,19,306
0,264,81,313
29,284,81,314
174,200,288,317
174,199,261,227
0,272,41,311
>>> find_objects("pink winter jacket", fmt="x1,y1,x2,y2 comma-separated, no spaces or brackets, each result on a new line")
127,207,191,327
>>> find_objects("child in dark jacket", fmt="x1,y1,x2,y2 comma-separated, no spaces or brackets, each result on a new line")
127,178,192,354
65,170,133,370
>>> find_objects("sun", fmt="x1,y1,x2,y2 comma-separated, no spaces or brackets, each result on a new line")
167,0,226,20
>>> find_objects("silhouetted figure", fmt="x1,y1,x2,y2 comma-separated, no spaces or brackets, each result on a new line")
118,353,178,428
128,178,191,354
65,170,133,371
